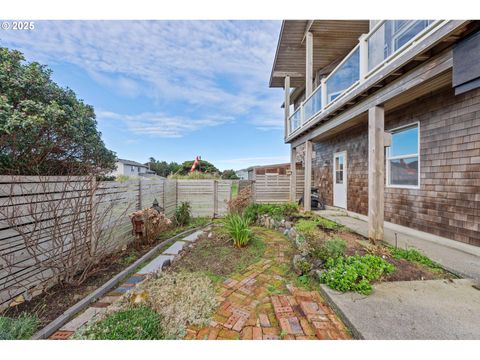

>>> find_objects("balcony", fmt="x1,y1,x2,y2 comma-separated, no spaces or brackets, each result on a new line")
287,20,440,138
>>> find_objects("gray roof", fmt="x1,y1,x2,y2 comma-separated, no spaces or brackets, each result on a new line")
117,158,148,168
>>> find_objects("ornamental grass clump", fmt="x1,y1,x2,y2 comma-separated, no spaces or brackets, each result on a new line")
0,313,39,340
223,214,252,248
174,201,191,227
319,254,395,295
137,272,218,339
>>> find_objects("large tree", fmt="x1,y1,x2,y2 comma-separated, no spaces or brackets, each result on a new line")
179,159,219,175
147,157,181,177
0,47,116,175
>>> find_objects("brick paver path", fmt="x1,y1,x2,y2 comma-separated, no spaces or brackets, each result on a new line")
185,228,350,340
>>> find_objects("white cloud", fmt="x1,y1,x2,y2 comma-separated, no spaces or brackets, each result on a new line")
213,155,289,170
97,110,233,138
0,21,284,136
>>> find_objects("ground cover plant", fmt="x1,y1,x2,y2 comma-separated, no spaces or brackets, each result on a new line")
319,254,395,295
243,202,299,222
388,246,443,271
79,305,164,340
0,313,39,340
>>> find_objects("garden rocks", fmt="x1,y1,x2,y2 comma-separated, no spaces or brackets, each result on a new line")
287,228,297,241
294,235,310,256
292,254,312,275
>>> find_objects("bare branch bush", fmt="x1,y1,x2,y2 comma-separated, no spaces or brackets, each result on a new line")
0,174,134,304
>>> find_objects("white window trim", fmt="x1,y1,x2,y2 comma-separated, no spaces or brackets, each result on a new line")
386,122,420,189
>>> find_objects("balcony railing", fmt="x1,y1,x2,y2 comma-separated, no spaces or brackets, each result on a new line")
287,19,439,138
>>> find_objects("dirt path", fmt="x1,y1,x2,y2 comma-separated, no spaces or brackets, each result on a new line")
184,228,351,340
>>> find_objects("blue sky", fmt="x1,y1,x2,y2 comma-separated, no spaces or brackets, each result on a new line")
0,20,288,170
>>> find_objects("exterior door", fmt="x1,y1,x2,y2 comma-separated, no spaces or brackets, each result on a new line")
333,151,347,209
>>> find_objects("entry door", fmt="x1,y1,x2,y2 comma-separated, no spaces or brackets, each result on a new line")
333,151,347,209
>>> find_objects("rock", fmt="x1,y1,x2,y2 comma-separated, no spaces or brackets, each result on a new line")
295,235,310,256
292,255,312,275
283,229,289,236
207,232,213,238
314,269,325,281
287,228,297,241
285,221,292,229
311,258,325,269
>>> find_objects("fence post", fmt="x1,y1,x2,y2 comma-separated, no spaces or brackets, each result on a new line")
88,176,97,256
162,179,166,210
213,180,218,218
138,178,142,210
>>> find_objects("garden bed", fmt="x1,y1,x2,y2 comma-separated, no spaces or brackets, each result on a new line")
2,218,209,330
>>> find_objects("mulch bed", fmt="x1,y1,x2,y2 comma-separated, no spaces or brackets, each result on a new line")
170,228,265,279
2,225,200,327
311,226,452,283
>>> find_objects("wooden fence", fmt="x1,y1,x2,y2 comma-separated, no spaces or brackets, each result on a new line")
0,175,304,310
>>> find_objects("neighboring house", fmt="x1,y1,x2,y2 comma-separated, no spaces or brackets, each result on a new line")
235,168,249,180
270,20,480,247
245,163,291,180
110,158,153,177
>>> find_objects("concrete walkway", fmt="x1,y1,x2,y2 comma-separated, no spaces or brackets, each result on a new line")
320,279,480,339
316,210,480,281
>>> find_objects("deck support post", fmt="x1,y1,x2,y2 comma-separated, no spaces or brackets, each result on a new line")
290,146,297,202
284,75,290,139
303,140,313,211
305,31,313,97
368,106,385,242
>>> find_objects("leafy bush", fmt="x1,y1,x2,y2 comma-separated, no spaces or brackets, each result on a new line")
319,255,395,295
136,272,217,339
389,247,442,270
297,258,312,274
227,187,252,214
80,305,164,340
243,203,299,222
295,219,318,239
314,216,343,231
0,313,39,340
313,237,347,261
174,202,191,227
224,214,252,248
129,208,172,246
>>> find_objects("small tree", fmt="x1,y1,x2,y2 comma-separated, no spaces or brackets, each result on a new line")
221,169,239,180
0,47,116,176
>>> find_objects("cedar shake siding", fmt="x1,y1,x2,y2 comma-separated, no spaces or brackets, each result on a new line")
312,86,480,247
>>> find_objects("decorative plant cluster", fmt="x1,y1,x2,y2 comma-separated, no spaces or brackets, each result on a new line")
243,202,299,223
223,214,252,248
312,237,347,262
319,255,395,295
129,208,172,247
174,201,191,227
389,247,442,270
0,313,39,340
78,305,164,340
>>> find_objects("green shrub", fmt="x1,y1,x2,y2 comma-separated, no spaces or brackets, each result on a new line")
314,216,343,231
0,313,40,340
224,214,252,247
174,202,191,226
81,305,164,340
297,259,312,274
313,237,347,261
295,219,319,239
319,255,395,295
243,203,299,222
389,247,442,270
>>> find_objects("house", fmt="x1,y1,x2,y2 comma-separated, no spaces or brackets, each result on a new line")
270,20,480,247
235,168,249,180
246,163,291,180
110,158,153,177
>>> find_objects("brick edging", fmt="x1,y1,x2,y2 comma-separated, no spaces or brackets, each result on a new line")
32,223,211,340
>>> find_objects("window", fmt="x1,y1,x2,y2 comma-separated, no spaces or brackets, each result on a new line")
335,156,344,184
387,123,419,188
131,166,135,172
